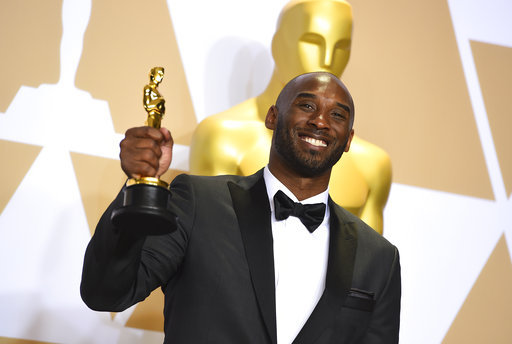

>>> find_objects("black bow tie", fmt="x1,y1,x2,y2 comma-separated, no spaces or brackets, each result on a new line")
273,190,326,233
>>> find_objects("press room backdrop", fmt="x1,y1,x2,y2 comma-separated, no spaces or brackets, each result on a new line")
1,0,511,343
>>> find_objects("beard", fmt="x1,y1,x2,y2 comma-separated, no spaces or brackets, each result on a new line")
273,117,347,177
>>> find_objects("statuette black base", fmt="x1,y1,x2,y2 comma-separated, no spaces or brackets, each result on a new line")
111,183,176,234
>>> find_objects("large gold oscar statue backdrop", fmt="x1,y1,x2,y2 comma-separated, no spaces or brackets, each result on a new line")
190,0,392,234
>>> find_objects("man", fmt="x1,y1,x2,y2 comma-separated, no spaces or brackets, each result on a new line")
189,0,392,234
81,72,401,343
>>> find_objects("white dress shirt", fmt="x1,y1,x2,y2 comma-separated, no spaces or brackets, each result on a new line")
263,166,330,344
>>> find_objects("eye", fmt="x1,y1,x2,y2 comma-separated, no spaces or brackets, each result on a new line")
331,111,347,120
298,102,315,111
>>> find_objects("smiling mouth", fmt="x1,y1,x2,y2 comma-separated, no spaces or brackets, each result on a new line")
300,136,327,147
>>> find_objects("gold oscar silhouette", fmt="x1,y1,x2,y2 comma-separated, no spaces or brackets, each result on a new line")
190,0,392,234
111,67,176,233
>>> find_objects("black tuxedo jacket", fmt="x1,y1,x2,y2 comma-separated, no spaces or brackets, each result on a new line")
81,170,401,343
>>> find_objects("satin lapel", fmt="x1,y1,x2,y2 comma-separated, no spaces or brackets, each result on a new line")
228,172,277,344
292,198,358,344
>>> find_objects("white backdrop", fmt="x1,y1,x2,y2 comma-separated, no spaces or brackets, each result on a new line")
0,0,511,343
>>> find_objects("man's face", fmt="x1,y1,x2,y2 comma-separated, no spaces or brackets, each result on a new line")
267,73,354,177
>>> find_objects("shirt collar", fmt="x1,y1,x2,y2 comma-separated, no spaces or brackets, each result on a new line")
263,166,330,213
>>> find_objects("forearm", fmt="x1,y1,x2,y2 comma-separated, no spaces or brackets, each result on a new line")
80,176,192,312
80,189,148,312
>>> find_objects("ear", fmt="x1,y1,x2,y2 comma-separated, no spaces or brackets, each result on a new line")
265,105,278,130
344,129,355,152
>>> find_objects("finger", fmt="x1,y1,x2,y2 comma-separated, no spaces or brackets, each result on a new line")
159,127,171,142
126,126,165,143
133,138,164,157
159,127,174,149
121,159,158,179
120,137,162,178
122,128,165,156
155,128,173,178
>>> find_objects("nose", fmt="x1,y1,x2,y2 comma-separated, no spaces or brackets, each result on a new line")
307,111,329,130
323,45,333,68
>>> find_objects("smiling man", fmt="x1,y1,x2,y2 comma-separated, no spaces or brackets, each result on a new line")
268,73,354,182
81,72,401,344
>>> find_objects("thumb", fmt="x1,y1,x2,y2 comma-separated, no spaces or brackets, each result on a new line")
160,127,173,149
156,128,173,178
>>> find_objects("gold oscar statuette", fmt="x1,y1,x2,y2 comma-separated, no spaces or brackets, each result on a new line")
111,67,176,234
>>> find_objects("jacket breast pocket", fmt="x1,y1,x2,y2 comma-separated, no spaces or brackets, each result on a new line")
344,288,375,312
312,289,376,344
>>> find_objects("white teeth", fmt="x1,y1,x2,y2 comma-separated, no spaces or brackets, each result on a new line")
303,137,327,147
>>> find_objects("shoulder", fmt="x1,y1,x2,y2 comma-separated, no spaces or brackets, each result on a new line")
347,136,391,173
206,97,260,121
194,98,259,132
330,201,397,254
172,172,244,187
171,171,261,192
350,135,390,163
193,99,263,138
189,99,269,175
346,136,392,191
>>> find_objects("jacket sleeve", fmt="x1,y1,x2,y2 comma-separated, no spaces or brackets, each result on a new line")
361,247,401,344
80,174,195,312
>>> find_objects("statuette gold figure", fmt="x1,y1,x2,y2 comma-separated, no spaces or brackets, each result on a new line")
143,67,166,129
